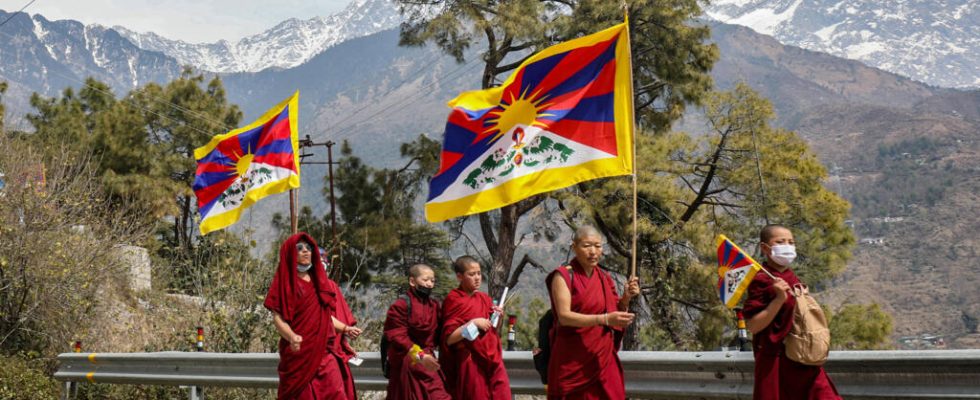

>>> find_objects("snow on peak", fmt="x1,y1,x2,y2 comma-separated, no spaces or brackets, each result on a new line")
704,0,979,88
114,0,404,73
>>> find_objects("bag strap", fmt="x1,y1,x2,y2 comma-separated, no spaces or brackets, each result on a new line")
400,294,412,319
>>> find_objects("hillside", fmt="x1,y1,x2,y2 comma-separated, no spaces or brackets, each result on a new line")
2,13,977,346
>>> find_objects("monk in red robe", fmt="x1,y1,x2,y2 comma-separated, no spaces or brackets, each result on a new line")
743,224,841,400
263,233,347,400
320,248,363,400
546,226,640,400
383,264,452,400
440,256,511,400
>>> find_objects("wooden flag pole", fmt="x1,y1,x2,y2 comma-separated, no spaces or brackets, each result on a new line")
289,189,298,234
625,3,638,279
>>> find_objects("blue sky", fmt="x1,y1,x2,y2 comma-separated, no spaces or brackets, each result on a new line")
16,0,352,43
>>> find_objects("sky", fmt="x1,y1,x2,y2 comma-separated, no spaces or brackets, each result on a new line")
10,0,353,43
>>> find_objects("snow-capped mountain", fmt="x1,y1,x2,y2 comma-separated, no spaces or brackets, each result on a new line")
704,0,979,88
112,0,403,73
0,10,181,96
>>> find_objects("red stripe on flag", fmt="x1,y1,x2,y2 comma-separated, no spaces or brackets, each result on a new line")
438,151,463,175
252,151,296,172
540,119,618,156
257,114,292,148
216,134,244,160
195,176,238,208
196,162,234,175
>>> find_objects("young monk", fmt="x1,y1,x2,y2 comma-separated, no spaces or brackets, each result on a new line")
440,256,511,400
743,224,841,400
546,226,640,400
320,248,363,400
383,264,452,400
263,233,346,400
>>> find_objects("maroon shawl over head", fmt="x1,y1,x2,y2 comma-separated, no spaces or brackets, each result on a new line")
263,232,337,399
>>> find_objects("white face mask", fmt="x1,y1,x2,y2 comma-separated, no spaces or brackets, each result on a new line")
768,244,797,266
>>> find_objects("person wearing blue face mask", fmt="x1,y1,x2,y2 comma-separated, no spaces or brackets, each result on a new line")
742,224,841,400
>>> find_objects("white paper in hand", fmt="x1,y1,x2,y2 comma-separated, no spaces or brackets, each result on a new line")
461,322,480,341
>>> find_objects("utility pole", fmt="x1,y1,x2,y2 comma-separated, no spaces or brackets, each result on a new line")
298,135,342,279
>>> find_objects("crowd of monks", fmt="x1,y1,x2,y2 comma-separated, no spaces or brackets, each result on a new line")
262,225,841,400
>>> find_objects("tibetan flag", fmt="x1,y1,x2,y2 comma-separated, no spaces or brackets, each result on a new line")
193,91,300,235
425,22,635,222
716,234,764,309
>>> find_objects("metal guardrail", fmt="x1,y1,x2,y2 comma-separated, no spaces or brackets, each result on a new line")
55,350,980,399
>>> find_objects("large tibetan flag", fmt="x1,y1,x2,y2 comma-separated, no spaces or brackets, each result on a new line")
716,235,764,309
425,22,634,222
193,92,300,235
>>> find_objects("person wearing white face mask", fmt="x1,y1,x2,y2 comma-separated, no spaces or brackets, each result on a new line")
742,225,841,400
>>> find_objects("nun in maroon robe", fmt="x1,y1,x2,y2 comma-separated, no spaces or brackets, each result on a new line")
439,256,511,400
263,233,346,400
544,226,638,400
325,276,358,400
743,262,842,400
383,264,452,400
545,259,626,400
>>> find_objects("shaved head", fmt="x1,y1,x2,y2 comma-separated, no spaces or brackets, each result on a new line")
760,224,791,244
408,263,434,278
573,225,602,243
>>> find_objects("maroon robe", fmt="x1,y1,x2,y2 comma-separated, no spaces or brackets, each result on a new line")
326,277,357,400
383,289,452,400
440,288,511,400
545,261,626,400
263,233,345,400
743,263,841,400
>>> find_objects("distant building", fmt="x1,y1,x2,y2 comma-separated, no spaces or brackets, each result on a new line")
859,237,885,245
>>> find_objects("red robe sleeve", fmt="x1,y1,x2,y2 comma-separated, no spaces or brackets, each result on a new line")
743,269,796,353
384,297,414,353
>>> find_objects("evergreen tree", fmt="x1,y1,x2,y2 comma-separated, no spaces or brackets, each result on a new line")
563,84,855,348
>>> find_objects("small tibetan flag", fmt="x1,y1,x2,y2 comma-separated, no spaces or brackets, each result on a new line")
193,91,300,235
716,234,763,309
425,22,635,222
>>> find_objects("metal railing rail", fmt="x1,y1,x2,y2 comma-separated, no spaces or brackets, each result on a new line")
55,350,980,399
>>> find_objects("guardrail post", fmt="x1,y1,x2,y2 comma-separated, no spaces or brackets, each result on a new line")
62,341,82,400
189,385,203,400
192,327,204,399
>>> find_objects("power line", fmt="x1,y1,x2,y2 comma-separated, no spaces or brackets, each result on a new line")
0,0,37,30
327,55,484,142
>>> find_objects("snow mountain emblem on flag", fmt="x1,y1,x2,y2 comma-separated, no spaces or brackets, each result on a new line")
463,128,576,189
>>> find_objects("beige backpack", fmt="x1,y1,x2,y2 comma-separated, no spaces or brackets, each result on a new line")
784,284,830,366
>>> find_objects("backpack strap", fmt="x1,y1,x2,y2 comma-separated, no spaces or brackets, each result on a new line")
400,294,412,319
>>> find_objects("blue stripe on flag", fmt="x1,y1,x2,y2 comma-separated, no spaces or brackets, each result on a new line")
536,40,617,101
254,138,293,156
442,122,478,154
193,171,236,191
548,93,615,122
519,52,569,96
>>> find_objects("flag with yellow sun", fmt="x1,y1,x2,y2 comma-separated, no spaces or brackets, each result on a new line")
425,23,635,222
193,91,301,235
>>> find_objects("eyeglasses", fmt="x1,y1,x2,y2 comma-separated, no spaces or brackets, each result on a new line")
296,243,312,252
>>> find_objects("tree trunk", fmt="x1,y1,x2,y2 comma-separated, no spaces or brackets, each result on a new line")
485,204,517,299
